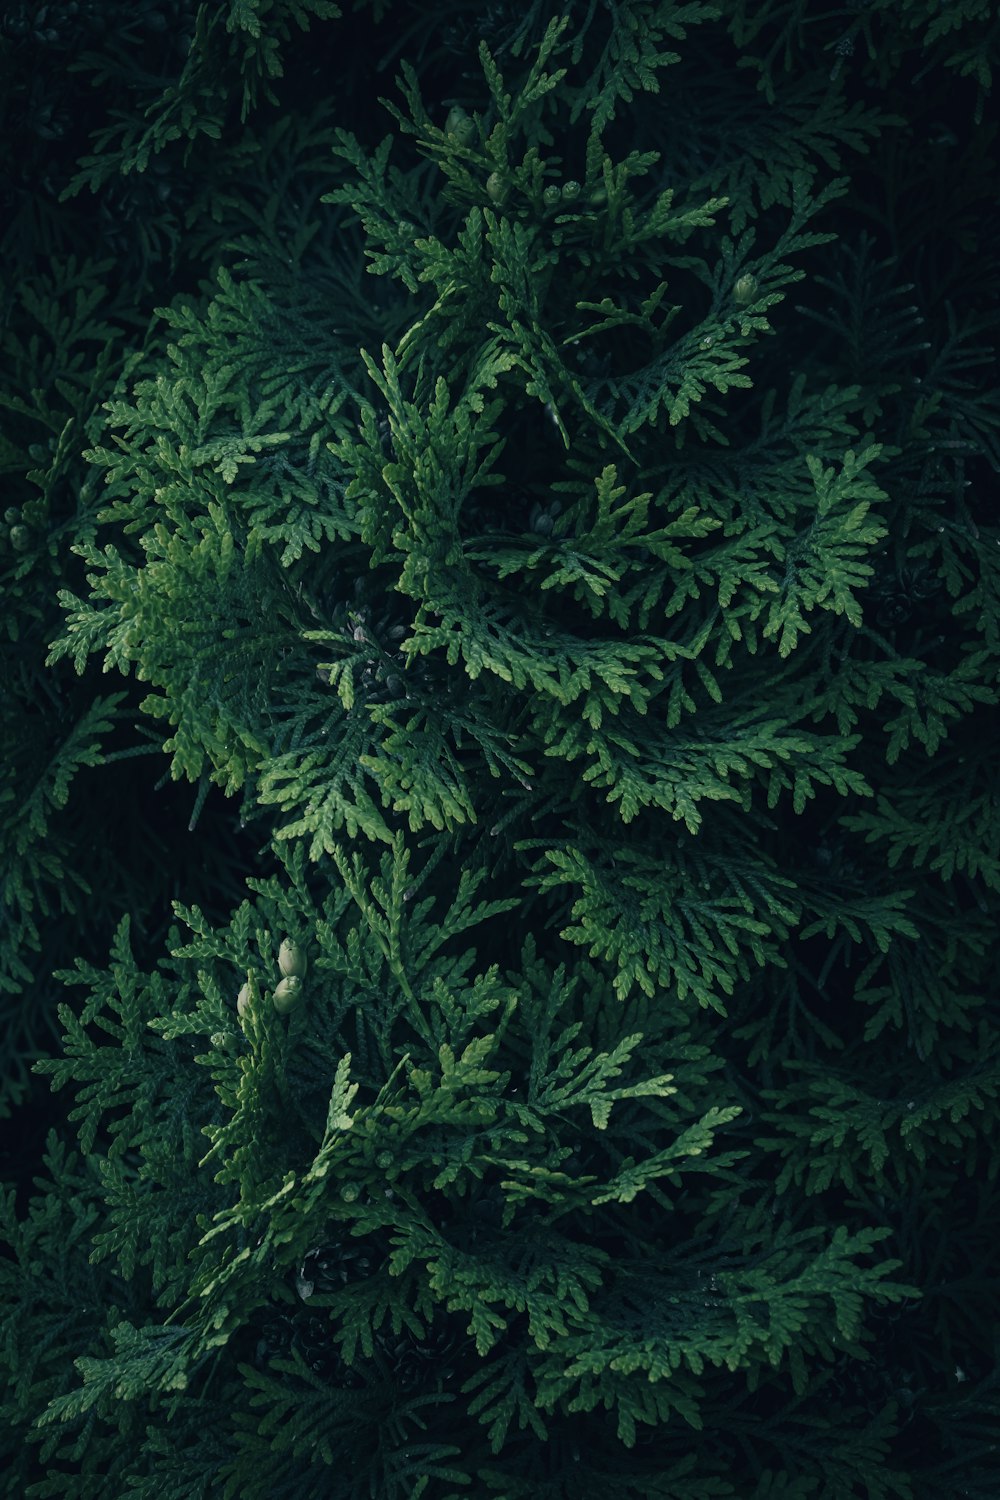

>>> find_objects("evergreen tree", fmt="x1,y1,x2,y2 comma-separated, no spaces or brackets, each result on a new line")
2,3,998,1495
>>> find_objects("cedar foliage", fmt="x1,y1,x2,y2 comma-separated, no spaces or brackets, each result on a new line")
2,2,999,1496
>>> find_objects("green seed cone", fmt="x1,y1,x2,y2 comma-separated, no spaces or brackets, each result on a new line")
486,172,507,205
278,939,308,978
733,273,758,305
445,105,475,147
273,975,303,1014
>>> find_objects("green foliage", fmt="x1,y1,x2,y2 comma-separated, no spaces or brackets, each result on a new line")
2,0,999,1496
725,0,1000,119
7,833,917,1495
60,0,343,195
